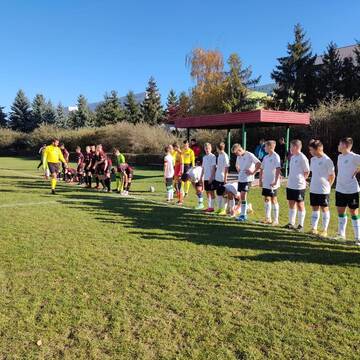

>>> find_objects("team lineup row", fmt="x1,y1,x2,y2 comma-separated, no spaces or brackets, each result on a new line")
163,138,360,244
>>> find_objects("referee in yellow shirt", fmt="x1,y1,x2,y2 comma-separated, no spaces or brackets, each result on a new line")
181,140,195,197
43,138,67,194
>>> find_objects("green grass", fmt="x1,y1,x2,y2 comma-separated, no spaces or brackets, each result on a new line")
1,156,360,359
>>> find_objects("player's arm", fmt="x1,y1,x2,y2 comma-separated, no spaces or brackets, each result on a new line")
180,153,184,174
303,158,310,179
164,160,168,179
352,154,360,177
42,147,48,170
59,150,67,167
235,157,240,173
209,164,216,183
259,167,263,187
224,166,229,183
271,167,281,187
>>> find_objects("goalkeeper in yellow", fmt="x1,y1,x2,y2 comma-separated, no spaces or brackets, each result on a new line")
43,138,67,194
181,140,195,198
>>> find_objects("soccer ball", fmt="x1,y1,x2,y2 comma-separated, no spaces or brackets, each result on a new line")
149,186,155,193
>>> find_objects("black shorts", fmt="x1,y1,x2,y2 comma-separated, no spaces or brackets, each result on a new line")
204,180,215,192
165,177,173,187
262,188,278,197
212,180,225,196
238,182,251,193
310,193,330,207
181,165,192,181
48,162,60,174
286,188,306,202
335,191,359,209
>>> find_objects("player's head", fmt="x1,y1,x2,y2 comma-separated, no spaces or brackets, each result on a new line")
164,145,173,154
308,139,323,157
190,138,197,145
259,138,265,144
91,145,96,152
95,145,102,154
183,140,190,150
279,137,285,144
265,140,276,153
217,142,225,153
290,139,302,155
338,137,353,153
204,142,212,154
75,146,81,153
113,148,120,155
173,142,180,152
59,143,65,149
52,138,59,147
232,143,244,156
85,145,91,153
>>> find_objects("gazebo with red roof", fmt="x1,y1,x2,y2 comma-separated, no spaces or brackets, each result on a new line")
173,109,310,176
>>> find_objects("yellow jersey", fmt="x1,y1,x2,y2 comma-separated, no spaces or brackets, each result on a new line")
43,145,66,165
172,150,183,165
182,148,195,166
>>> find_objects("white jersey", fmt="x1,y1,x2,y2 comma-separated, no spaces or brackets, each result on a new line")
261,152,281,190
224,182,239,196
202,153,217,181
236,151,260,183
215,152,230,182
287,152,310,190
164,154,174,178
336,152,360,194
310,154,335,194
187,166,202,183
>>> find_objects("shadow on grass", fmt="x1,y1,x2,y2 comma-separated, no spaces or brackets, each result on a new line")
58,192,360,266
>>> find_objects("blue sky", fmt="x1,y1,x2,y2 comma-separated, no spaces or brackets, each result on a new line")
0,0,359,110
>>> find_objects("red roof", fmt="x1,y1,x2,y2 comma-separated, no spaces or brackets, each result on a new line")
174,109,310,129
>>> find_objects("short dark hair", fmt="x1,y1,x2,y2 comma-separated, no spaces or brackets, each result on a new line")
340,137,353,147
217,142,225,151
191,138,196,142
308,139,323,150
183,140,189,145
290,139,302,147
165,145,172,153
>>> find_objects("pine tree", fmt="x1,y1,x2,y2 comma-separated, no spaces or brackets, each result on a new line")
354,42,360,99
9,90,34,132
165,89,179,122
43,100,57,125
222,53,260,112
31,94,47,126
124,90,142,124
271,24,317,111
71,95,93,128
0,106,7,127
55,103,68,128
341,57,357,100
319,42,343,100
141,77,164,125
94,90,125,127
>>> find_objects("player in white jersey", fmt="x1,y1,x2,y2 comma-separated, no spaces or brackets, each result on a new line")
285,139,310,231
188,164,204,210
164,145,175,202
308,140,335,237
259,140,281,225
201,143,217,212
232,143,261,222
223,182,241,217
335,137,360,243
214,142,230,215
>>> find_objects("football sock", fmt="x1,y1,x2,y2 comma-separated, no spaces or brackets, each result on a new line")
311,210,320,230
264,201,271,220
272,203,279,223
88,175,92,187
289,208,297,226
298,210,306,227
197,192,203,204
166,184,173,200
351,215,360,240
240,201,247,216
96,178,100,187
116,176,121,191
208,196,213,209
217,196,223,209
338,213,348,237
51,178,57,190
126,183,131,191
229,199,235,211
185,181,191,194
105,178,111,192
322,211,330,231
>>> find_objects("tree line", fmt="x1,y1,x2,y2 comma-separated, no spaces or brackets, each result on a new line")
1,23,360,133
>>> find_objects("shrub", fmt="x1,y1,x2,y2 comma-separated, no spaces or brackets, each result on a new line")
0,128,27,150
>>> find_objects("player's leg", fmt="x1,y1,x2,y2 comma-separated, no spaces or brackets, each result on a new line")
271,194,279,226
336,192,348,240
310,205,320,234
264,195,272,224
125,172,132,194
320,205,330,237
286,197,297,229
194,182,204,209
205,189,215,212
237,191,248,221
296,200,306,231
165,177,174,202
349,193,360,244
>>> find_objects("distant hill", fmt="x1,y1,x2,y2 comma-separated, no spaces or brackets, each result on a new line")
67,92,146,112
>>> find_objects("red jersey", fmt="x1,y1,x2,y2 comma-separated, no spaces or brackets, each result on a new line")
191,144,201,158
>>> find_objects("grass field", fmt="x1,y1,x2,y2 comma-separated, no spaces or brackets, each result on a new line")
1,157,360,359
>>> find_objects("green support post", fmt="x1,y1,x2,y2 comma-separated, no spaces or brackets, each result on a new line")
285,126,290,177
227,129,231,155
242,123,247,150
